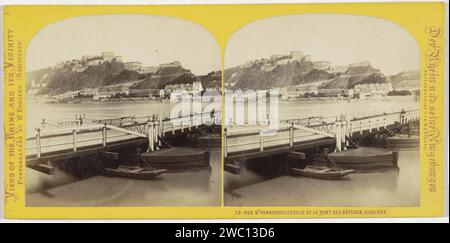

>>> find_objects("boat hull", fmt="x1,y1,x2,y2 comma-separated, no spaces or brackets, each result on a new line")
195,134,221,149
291,167,354,180
141,147,210,172
386,136,420,151
327,147,397,171
103,166,166,180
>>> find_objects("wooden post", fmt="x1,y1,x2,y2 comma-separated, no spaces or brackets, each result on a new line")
162,122,166,137
400,110,406,125
189,116,192,131
148,121,154,152
73,129,78,152
196,114,199,129
335,122,342,152
102,123,107,147
360,121,363,135
201,112,203,127
181,119,184,133
376,119,380,131
342,122,347,150
260,131,264,152
290,123,294,147
154,122,159,150
392,151,399,167
224,128,228,159
36,128,42,158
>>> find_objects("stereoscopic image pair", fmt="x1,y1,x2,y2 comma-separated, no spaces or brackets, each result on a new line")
26,14,420,207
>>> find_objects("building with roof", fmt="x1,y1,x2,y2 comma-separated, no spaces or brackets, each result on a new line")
354,83,393,98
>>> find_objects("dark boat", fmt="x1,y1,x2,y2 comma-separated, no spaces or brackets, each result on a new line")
195,134,221,149
103,166,166,180
141,147,210,172
327,147,396,170
291,166,354,180
386,135,420,151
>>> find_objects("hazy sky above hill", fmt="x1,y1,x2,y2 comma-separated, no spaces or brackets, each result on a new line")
225,14,420,75
27,15,221,75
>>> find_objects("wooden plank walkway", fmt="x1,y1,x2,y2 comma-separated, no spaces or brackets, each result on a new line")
224,109,419,162
26,111,221,165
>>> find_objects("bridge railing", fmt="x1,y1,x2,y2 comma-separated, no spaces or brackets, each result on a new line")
224,108,420,157
28,110,222,158
26,124,148,158
224,123,335,158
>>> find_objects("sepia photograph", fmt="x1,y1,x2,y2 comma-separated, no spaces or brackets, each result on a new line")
224,14,421,207
25,14,222,207
1,1,447,224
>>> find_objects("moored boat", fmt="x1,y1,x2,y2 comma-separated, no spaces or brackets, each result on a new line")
141,147,210,172
103,166,166,180
386,135,420,151
291,166,354,180
195,134,221,149
327,147,397,170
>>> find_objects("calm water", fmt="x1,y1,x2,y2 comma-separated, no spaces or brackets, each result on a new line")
26,99,221,206
224,96,420,207
26,96,420,206
229,96,419,124
26,149,221,207
225,150,420,207
277,96,419,120
26,99,177,137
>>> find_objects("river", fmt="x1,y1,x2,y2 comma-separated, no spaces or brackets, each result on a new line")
25,96,420,207
224,150,420,207
224,96,420,207
26,99,221,206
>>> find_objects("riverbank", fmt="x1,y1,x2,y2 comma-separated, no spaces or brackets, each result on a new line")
42,96,168,104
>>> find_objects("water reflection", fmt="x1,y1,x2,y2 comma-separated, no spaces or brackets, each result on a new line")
26,149,221,207
225,150,419,207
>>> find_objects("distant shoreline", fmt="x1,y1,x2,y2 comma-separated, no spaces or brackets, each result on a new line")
27,96,168,104
26,94,419,105
280,95,419,103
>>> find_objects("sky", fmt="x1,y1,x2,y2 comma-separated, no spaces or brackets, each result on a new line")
225,14,420,75
27,15,221,75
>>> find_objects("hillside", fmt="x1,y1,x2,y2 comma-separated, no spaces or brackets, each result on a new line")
27,61,139,95
225,58,388,90
27,59,219,95
133,66,195,90
320,73,386,89
199,71,222,89
226,59,323,90
321,65,387,89
389,70,420,88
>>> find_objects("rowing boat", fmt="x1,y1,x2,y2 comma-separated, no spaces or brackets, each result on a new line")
291,166,354,180
103,166,166,180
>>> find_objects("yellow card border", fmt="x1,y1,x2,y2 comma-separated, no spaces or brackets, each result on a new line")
3,3,446,219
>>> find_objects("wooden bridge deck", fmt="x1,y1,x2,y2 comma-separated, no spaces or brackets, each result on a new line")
26,111,221,173
224,108,420,162
226,136,336,161
27,137,147,168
